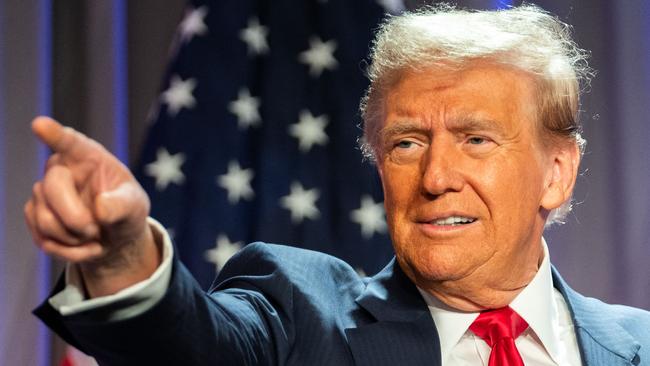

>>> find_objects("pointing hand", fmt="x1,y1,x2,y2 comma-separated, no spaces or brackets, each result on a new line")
24,116,160,297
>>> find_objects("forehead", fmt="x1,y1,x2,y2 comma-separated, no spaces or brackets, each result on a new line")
383,62,539,131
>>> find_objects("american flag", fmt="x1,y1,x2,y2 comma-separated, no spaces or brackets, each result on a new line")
133,0,403,289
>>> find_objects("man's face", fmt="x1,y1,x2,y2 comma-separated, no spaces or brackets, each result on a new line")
378,62,563,294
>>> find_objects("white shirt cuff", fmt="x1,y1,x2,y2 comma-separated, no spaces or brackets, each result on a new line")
48,217,174,321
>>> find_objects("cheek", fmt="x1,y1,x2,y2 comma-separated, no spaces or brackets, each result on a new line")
482,149,541,190
472,154,546,226
381,166,420,212
381,167,421,245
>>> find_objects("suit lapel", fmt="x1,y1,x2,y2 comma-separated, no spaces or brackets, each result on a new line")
346,259,441,366
346,262,643,366
552,268,641,366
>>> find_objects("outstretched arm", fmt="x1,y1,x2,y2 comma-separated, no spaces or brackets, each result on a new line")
27,118,294,365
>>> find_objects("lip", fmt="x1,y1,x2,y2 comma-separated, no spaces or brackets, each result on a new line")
415,211,478,223
415,220,480,237
414,211,480,235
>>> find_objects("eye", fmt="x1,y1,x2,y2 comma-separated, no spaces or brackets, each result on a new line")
396,140,414,149
386,138,425,165
462,135,497,156
467,136,486,145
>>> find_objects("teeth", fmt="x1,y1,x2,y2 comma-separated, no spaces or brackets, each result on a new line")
432,216,476,226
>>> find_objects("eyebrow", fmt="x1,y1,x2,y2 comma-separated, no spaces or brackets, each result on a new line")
379,114,505,143
379,121,429,144
446,114,504,135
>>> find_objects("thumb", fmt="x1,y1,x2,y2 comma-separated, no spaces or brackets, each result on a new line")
95,182,150,226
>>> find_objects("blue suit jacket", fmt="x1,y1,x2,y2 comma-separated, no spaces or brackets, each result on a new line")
35,243,650,365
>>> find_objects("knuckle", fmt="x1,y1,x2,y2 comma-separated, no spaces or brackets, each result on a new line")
44,164,67,184
45,153,61,169
60,206,91,230
34,206,56,233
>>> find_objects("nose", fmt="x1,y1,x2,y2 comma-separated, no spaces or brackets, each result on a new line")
421,138,465,196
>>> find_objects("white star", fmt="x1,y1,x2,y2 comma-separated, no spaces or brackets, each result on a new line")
179,6,208,43
217,161,255,204
161,75,197,116
144,148,186,191
228,88,261,129
204,234,243,272
298,37,338,77
289,110,329,152
376,0,405,14
350,195,387,239
239,17,269,56
280,182,321,223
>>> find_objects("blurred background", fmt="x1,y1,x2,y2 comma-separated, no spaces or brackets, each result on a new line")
1,0,648,364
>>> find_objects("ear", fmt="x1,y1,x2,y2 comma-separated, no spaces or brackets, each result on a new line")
540,143,580,210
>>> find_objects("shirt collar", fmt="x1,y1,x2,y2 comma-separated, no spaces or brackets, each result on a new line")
417,238,562,364
510,238,562,364
417,287,478,361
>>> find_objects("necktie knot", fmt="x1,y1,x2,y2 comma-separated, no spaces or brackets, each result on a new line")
469,306,529,365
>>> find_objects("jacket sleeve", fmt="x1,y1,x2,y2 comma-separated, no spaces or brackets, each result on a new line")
34,243,295,366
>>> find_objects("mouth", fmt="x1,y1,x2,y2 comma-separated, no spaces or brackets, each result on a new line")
428,215,477,226
415,213,479,235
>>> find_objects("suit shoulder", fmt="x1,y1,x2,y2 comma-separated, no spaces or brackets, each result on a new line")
575,295,650,341
213,242,363,290
607,303,650,336
577,295,650,321
220,241,357,273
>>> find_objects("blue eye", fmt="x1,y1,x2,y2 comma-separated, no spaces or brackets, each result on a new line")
396,141,413,148
468,137,486,145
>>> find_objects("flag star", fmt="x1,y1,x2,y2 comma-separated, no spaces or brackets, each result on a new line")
298,37,338,77
217,161,255,204
376,0,405,14
144,148,186,191
350,195,387,239
204,234,243,272
179,6,209,42
161,75,197,116
280,182,321,223
289,110,329,152
228,88,261,129
239,17,269,56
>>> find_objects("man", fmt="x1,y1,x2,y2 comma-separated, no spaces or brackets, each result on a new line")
27,4,649,366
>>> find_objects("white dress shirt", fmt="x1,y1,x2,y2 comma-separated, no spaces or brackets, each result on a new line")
49,222,584,365
418,241,583,365
49,218,174,319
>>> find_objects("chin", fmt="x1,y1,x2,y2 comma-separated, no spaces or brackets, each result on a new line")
395,242,480,284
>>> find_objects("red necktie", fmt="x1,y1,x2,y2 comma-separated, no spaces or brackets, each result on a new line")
469,306,529,366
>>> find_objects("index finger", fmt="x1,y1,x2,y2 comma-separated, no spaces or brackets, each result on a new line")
31,116,96,160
